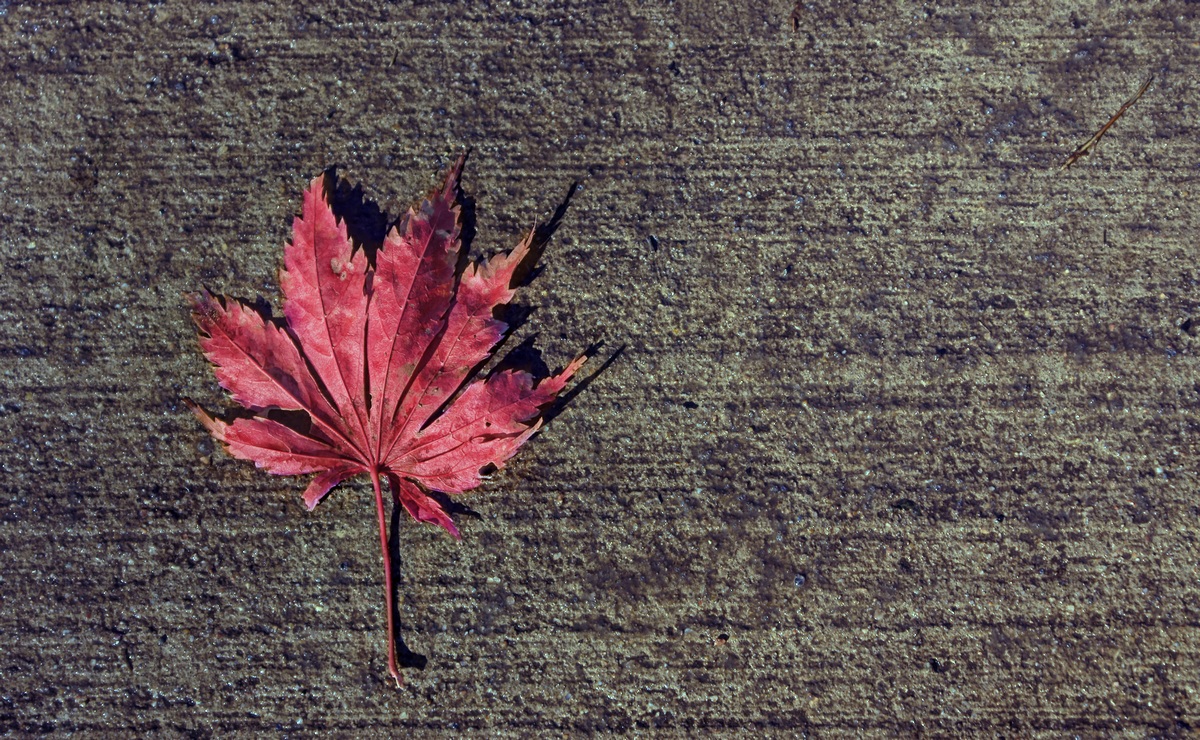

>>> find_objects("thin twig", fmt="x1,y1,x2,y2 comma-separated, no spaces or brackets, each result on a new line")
1061,75,1153,171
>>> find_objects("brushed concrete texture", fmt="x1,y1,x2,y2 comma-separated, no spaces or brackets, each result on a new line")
2,0,1200,735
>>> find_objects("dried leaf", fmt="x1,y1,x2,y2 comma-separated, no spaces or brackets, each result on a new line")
186,155,585,687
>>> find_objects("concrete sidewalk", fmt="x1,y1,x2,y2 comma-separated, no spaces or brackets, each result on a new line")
1,1,1197,734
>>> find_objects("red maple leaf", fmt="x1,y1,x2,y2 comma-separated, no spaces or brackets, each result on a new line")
185,155,585,687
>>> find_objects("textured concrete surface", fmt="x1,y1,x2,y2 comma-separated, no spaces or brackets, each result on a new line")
2,0,1200,735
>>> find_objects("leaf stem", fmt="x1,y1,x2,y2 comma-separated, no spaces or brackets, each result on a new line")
371,469,403,688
